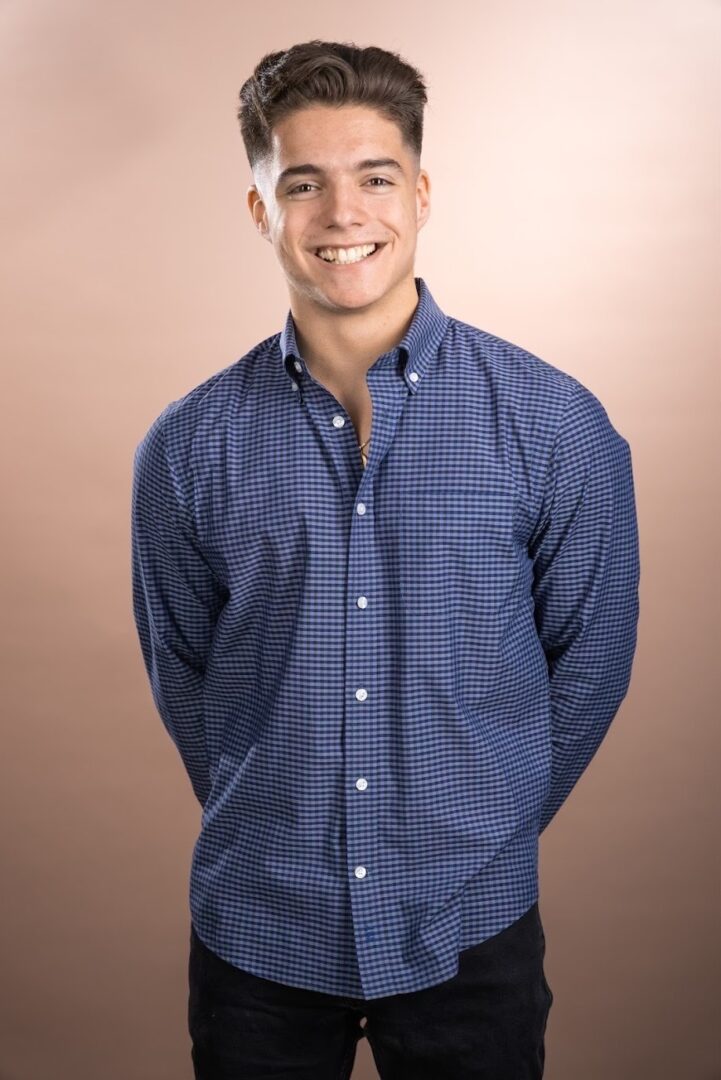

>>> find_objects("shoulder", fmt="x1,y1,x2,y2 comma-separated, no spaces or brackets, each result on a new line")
447,315,577,403
446,315,626,445
134,332,280,460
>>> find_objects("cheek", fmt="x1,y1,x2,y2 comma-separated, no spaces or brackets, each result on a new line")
392,204,417,236
279,227,307,260
276,236,299,264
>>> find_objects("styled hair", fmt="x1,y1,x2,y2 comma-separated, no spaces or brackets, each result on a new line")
237,40,428,174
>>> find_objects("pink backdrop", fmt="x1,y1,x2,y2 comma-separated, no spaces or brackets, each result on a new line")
2,1,718,1077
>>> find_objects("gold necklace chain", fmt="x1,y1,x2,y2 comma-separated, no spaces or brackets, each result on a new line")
358,434,370,469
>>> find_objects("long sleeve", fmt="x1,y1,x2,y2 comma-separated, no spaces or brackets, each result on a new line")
130,409,228,808
529,383,640,834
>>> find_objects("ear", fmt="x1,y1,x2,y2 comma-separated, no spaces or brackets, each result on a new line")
416,168,431,232
247,185,271,243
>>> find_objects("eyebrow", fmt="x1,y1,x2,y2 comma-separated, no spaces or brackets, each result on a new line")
276,158,404,189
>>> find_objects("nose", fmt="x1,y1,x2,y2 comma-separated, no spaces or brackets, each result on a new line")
321,179,366,230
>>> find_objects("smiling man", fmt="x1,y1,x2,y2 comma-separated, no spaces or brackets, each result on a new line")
248,100,431,471
131,39,640,1080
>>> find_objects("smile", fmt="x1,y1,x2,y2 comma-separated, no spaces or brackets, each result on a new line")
314,242,386,266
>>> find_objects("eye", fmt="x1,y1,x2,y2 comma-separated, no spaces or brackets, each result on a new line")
287,177,393,196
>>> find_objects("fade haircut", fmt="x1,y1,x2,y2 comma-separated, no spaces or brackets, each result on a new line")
237,40,428,176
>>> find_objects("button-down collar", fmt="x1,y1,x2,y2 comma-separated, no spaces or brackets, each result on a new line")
279,276,450,394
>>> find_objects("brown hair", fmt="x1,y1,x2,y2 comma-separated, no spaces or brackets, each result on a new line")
237,40,428,174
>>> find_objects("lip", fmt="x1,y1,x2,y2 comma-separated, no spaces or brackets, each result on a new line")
313,242,387,267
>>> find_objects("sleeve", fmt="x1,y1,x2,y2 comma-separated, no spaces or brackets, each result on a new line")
130,409,228,808
529,382,641,834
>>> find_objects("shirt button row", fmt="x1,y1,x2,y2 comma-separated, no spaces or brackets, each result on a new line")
353,476,371,882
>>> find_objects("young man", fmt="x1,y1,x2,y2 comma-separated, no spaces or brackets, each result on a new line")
131,40,640,1079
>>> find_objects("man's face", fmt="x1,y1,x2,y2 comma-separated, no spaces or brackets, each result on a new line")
247,103,430,313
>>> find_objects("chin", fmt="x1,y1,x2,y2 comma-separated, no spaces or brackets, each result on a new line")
323,281,390,309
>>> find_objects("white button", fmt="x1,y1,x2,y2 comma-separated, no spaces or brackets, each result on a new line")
354,866,367,879
291,381,299,391
356,777,368,791
332,414,346,428
356,595,368,609
356,502,367,515
355,688,368,701
409,371,419,382
294,360,303,372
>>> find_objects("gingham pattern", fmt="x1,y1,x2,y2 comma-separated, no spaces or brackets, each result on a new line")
131,277,640,1000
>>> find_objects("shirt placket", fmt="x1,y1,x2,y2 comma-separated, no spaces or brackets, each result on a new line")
296,358,411,987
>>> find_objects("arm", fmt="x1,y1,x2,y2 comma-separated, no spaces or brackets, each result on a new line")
529,383,640,834
130,409,227,808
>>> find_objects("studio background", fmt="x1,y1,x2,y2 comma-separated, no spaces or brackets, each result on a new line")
1,1,718,1077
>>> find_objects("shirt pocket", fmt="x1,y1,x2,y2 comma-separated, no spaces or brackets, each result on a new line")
397,484,516,707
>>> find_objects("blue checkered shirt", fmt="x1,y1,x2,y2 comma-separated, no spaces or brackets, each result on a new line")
131,277,640,1000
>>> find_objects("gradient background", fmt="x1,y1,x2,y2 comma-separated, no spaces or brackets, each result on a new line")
1,1,718,1077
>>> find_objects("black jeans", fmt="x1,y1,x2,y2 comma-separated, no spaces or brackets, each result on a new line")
188,902,553,1079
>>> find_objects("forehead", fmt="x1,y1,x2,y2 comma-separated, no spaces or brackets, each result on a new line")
269,104,406,168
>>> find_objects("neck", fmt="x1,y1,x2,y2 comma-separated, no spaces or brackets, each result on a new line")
289,275,419,383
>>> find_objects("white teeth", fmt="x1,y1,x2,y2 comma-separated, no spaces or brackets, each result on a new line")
316,243,378,264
